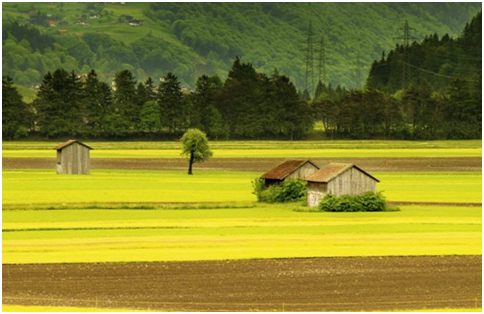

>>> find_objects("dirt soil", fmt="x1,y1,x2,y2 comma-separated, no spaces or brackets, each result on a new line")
2,157,482,172
2,256,481,312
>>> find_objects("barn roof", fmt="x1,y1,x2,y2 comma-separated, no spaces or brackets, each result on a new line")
54,139,93,151
305,163,379,183
260,159,319,180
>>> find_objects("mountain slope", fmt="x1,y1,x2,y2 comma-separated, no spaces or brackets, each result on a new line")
2,2,481,93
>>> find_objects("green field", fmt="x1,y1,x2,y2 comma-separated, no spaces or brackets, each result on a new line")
2,170,481,205
2,140,481,311
2,205,481,264
2,168,482,264
2,140,482,158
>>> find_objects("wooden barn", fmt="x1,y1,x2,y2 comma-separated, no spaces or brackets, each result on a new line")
305,163,380,207
260,159,319,187
54,140,93,175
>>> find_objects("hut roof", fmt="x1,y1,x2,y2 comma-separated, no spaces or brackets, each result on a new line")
261,159,319,180
306,163,379,183
54,139,93,151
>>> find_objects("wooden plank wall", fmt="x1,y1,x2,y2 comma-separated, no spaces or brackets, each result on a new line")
58,143,90,175
286,163,319,180
307,167,377,207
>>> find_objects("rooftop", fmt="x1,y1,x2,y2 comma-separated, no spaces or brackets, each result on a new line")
261,159,319,180
54,139,93,150
305,163,379,183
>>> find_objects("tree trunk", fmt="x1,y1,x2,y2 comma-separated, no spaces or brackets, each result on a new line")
188,151,194,175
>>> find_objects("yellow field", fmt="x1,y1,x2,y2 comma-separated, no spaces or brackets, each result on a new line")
3,147,482,158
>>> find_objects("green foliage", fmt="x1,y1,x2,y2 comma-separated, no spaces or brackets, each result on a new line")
251,177,266,202
356,191,387,212
158,72,186,133
180,128,213,174
139,100,161,134
34,69,83,138
318,192,387,212
2,3,481,89
2,76,30,140
102,114,131,139
254,179,307,203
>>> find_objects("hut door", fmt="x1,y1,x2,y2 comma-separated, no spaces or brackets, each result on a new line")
308,192,321,207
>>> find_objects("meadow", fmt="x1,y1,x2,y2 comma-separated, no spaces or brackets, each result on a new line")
2,170,481,205
2,205,481,264
2,140,482,158
2,140,481,312
2,168,482,264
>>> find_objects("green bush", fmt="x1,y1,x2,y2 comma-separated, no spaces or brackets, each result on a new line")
251,177,266,202
252,178,307,203
318,191,387,212
356,191,387,212
318,193,340,212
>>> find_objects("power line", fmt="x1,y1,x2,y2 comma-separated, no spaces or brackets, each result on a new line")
355,50,363,89
304,22,315,97
402,61,480,82
395,20,417,89
317,36,327,85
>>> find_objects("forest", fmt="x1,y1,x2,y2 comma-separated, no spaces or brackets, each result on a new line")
2,2,481,90
2,6,482,141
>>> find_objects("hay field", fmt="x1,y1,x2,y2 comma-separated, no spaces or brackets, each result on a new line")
2,140,482,158
2,170,481,205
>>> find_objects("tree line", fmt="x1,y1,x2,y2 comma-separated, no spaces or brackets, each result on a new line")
3,12,481,141
3,57,313,140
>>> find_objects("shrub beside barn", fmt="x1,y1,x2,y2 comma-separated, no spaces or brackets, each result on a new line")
306,163,379,207
54,140,93,175
260,159,319,187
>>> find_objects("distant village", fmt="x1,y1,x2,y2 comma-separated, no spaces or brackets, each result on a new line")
24,2,143,30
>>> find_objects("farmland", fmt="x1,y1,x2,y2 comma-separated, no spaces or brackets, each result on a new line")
2,140,482,311
2,169,481,205
2,139,482,158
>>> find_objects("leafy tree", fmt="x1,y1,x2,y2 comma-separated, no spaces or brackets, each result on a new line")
180,128,213,175
2,76,29,139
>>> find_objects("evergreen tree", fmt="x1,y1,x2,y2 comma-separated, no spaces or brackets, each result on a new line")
34,69,83,138
2,76,29,139
139,100,162,136
113,69,138,129
157,72,185,134
193,74,222,133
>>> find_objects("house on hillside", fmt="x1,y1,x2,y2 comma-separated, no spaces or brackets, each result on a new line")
306,163,380,207
54,140,93,175
261,159,319,187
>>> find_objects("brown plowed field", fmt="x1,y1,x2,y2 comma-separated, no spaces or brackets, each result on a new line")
3,256,482,312
3,156,482,172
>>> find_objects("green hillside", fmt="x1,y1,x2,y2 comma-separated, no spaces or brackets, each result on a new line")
2,2,481,93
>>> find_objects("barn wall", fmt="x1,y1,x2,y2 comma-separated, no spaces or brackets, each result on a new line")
56,150,62,174
307,182,327,207
286,163,319,180
327,169,353,196
349,168,376,194
306,167,378,207
58,143,90,175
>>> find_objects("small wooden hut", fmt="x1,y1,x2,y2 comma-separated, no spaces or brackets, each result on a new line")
54,140,93,175
260,159,319,187
306,163,379,207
